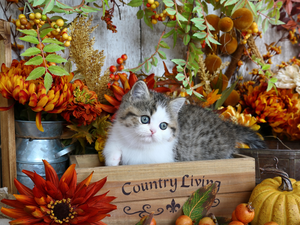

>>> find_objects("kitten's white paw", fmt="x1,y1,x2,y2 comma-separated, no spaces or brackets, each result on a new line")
105,155,121,166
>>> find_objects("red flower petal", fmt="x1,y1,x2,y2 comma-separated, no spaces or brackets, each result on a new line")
42,160,59,188
14,178,33,197
1,208,29,219
1,199,25,209
9,216,42,224
13,195,37,206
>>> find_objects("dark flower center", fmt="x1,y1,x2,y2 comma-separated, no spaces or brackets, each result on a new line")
53,202,70,220
48,198,77,224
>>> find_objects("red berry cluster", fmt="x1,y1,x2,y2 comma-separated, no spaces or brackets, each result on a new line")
101,10,117,33
108,54,128,87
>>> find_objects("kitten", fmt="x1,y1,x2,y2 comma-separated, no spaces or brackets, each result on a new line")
103,80,266,166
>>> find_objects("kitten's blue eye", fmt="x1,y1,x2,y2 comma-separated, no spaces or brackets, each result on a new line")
159,122,168,130
141,115,150,124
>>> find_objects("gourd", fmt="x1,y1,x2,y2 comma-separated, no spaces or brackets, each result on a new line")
249,165,300,225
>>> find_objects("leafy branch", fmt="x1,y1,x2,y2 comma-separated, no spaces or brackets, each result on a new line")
19,27,70,92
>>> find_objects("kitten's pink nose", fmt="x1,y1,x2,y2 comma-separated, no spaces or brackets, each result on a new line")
150,129,156,134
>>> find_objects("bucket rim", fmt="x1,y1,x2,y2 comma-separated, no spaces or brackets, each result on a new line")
15,120,65,124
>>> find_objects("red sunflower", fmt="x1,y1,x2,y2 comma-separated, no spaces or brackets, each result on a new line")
1,160,117,225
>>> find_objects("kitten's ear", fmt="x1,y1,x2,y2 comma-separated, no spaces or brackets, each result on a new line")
169,98,185,114
130,80,150,100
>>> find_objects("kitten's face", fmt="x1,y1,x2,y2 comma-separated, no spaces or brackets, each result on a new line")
115,81,185,145
117,104,176,143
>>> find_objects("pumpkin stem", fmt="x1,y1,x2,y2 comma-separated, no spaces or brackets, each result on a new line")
260,167,293,191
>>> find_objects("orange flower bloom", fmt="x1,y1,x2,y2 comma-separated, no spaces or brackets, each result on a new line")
0,60,74,131
239,81,300,140
1,160,117,225
62,80,102,126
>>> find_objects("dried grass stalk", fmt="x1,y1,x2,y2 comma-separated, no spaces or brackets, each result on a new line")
69,16,108,100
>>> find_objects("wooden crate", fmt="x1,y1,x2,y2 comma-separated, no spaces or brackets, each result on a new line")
70,154,255,225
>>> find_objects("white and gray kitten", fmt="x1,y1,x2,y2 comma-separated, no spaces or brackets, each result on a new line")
103,80,266,166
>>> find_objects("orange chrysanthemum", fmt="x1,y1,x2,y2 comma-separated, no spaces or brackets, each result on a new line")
1,160,117,225
239,81,300,140
0,60,74,131
61,80,102,126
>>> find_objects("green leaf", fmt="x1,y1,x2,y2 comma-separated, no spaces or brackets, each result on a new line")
44,72,53,92
246,1,257,17
262,64,271,70
164,21,177,27
151,56,158,66
268,17,285,25
173,30,178,47
166,8,176,15
214,82,237,109
42,38,64,45
145,60,152,73
40,28,54,38
48,65,69,76
267,82,274,92
33,0,45,7
191,17,205,24
143,14,153,29
45,54,67,63
231,0,245,15
193,91,203,100
186,88,192,95
172,59,186,66
43,44,65,53
265,0,274,10
185,24,191,33
21,47,41,57
43,0,55,14
18,29,37,37
193,32,206,39
51,5,66,13
163,0,174,7
61,60,72,73
163,29,175,38
183,34,190,45
207,34,220,45
177,12,188,22
176,65,184,72
136,9,144,19
127,0,143,7
262,18,269,33
269,77,277,83
224,0,239,7
158,50,167,59
206,22,215,31
81,5,100,13
19,36,39,44
159,41,170,49
26,67,46,80
24,55,43,66
176,73,185,81
56,1,74,9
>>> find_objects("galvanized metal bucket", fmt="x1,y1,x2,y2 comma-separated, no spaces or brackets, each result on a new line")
15,120,74,189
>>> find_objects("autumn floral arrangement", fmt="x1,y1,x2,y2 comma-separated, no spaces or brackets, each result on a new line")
1,0,300,159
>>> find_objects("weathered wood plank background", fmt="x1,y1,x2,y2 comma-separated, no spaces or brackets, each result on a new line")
0,0,299,79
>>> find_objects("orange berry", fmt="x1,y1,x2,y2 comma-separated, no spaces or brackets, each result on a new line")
175,215,193,225
198,216,215,225
228,221,244,225
235,203,255,224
